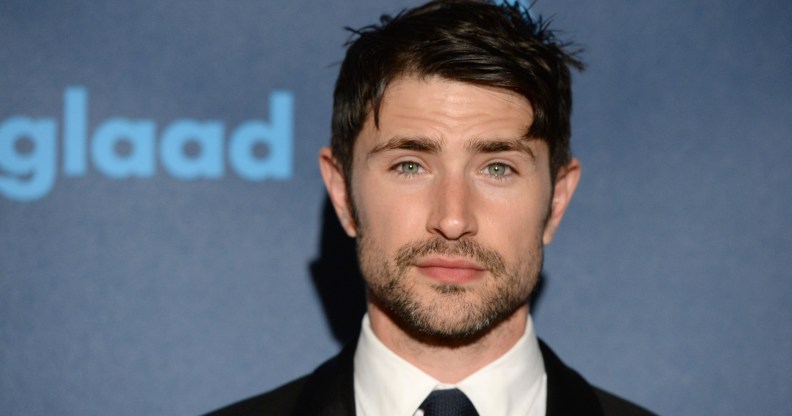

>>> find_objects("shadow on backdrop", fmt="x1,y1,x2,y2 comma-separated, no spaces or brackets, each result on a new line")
310,198,367,346
310,196,547,347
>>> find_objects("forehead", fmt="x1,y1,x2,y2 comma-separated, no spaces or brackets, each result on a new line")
362,75,535,146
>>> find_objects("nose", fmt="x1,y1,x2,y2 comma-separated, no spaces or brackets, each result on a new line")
426,173,478,240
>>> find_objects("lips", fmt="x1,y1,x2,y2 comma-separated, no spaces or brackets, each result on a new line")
414,257,486,284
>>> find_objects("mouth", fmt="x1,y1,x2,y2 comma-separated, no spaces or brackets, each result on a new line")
414,257,486,285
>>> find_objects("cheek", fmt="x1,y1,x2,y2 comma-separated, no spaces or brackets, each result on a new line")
352,177,427,246
477,191,551,252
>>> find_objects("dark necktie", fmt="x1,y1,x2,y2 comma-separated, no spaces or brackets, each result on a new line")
419,388,479,416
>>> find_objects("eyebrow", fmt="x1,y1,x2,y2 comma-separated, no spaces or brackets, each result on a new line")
367,136,443,158
466,136,536,159
366,135,536,159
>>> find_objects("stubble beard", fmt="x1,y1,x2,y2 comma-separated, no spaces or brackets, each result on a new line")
357,233,543,346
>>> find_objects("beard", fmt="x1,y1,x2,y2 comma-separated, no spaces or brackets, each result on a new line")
357,233,543,345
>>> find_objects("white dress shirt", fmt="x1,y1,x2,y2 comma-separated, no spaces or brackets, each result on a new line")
353,314,547,416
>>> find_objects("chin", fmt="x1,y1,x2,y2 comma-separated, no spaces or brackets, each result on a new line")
373,286,527,346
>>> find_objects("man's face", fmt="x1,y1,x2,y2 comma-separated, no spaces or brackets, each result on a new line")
321,76,579,341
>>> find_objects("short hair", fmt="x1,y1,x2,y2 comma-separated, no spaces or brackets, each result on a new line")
331,0,584,184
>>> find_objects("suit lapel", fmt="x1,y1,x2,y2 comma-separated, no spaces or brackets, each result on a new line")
292,340,604,416
539,340,604,416
292,345,357,416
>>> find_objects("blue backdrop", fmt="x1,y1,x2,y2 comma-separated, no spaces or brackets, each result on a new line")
2,1,790,415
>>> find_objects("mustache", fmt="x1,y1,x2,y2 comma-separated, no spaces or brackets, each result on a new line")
393,236,507,276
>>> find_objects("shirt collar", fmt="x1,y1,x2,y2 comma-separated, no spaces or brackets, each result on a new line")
353,314,546,416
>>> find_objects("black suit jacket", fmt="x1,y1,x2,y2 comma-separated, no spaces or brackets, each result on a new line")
206,340,654,416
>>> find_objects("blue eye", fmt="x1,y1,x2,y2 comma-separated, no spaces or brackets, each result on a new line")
486,163,510,176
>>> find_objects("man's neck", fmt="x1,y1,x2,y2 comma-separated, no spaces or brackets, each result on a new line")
367,303,529,384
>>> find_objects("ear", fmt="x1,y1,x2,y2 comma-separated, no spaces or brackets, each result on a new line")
542,158,581,245
318,147,358,237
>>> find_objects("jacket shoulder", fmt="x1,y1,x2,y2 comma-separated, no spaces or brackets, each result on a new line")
594,387,657,416
539,339,655,416
203,376,309,416
203,346,355,416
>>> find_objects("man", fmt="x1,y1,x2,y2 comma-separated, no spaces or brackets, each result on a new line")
208,1,654,414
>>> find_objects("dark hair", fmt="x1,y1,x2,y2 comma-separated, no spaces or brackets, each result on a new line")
331,0,584,183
